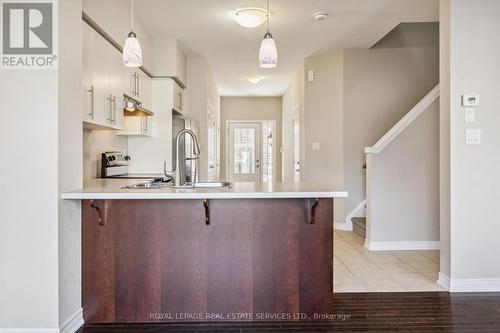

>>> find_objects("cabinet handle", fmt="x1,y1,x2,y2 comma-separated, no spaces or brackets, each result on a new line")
203,199,210,225
143,117,147,134
90,200,104,226
309,199,320,225
136,73,140,98
111,96,116,123
86,85,94,119
106,94,113,122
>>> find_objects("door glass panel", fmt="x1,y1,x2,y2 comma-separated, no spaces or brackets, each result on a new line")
233,128,256,174
262,122,273,182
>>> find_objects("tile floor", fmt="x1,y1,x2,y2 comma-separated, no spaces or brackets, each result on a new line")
334,230,443,292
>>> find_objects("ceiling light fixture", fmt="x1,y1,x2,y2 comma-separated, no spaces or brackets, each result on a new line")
259,0,278,68
247,75,263,84
313,12,328,21
235,7,268,28
123,0,143,67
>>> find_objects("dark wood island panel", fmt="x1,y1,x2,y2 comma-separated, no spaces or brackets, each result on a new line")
82,198,333,324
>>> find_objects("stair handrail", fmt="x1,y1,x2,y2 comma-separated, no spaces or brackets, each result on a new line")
365,84,440,154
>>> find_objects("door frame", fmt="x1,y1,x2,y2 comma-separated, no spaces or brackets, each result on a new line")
226,120,277,182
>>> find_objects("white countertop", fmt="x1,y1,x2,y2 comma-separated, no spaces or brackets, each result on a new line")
62,179,348,200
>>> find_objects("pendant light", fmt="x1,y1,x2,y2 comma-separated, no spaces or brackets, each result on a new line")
259,0,278,68
123,0,143,67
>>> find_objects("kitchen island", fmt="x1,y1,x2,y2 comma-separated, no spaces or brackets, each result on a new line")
63,179,347,324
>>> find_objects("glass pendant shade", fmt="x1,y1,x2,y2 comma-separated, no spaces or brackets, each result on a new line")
259,32,278,68
123,31,143,67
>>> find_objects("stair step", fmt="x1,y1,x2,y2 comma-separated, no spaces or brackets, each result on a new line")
351,217,366,239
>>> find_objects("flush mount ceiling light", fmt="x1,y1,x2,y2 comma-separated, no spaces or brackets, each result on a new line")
259,0,278,68
234,7,268,28
313,12,328,21
247,75,263,83
123,0,143,67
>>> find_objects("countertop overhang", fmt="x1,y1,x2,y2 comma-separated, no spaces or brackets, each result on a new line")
62,179,348,200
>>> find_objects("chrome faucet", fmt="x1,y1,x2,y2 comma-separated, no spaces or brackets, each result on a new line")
164,129,201,186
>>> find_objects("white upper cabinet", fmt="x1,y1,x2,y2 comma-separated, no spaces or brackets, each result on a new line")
124,68,153,111
117,116,152,137
82,22,124,130
153,38,187,88
172,81,184,115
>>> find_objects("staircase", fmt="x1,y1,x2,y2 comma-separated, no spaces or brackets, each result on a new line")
351,217,366,238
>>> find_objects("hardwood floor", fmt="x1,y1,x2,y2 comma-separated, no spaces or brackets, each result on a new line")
77,292,500,332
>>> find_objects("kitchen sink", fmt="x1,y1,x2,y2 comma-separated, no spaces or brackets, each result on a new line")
124,181,232,190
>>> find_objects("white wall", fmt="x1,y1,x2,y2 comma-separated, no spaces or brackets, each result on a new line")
188,57,221,181
220,97,283,181
303,50,345,224
343,46,439,222
83,130,128,178
366,100,439,245
0,0,83,330
439,0,451,278
442,0,500,286
128,79,174,173
58,0,84,327
282,68,305,183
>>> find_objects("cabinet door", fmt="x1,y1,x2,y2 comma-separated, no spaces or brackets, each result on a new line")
82,22,94,123
117,116,151,137
172,82,183,114
90,32,111,126
123,68,137,98
109,46,124,130
143,116,152,136
139,74,153,111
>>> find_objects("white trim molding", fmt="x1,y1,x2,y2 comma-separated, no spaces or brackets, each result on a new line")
0,329,59,333
60,308,84,333
0,308,83,333
450,278,500,292
364,239,440,251
438,273,500,292
365,84,440,154
334,221,352,231
437,272,450,291
338,200,366,231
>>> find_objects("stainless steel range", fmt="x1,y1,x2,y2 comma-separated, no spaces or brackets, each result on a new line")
101,152,167,180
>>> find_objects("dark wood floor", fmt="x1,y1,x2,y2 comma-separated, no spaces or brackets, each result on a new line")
77,292,500,332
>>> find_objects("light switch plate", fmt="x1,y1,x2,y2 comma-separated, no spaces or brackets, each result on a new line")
312,142,320,151
466,129,481,145
465,108,476,123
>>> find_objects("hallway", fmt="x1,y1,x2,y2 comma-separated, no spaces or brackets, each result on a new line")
334,231,443,292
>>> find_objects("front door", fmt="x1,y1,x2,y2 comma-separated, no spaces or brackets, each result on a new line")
228,122,261,182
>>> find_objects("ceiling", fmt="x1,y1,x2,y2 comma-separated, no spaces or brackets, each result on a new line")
135,0,438,97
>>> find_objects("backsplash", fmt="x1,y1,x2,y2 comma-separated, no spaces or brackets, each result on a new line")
83,129,128,179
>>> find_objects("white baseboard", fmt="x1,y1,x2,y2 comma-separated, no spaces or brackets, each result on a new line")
60,308,84,333
340,200,366,232
450,278,500,292
364,239,440,251
437,272,450,291
334,221,352,231
0,329,59,333
0,308,83,333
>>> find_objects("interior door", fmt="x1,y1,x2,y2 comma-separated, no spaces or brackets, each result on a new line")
228,122,261,182
292,116,300,182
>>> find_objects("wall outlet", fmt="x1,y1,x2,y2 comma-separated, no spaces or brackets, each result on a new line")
312,142,320,151
465,108,476,123
466,129,481,145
